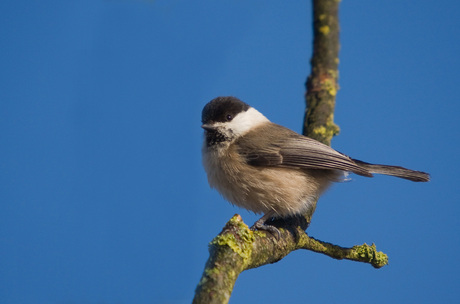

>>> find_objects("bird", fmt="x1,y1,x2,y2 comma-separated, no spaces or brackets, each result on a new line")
201,96,430,237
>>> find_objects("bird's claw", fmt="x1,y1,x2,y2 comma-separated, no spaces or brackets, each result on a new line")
251,219,281,240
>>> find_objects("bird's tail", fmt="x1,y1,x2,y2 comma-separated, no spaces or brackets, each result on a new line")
351,159,430,182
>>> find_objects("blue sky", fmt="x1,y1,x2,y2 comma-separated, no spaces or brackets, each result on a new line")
1,1,459,303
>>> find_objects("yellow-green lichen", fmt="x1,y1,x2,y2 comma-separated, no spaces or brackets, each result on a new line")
252,230,268,238
373,251,389,267
311,120,339,140
319,25,330,35
210,217,255,260
354,243,389,268
327,85,337,96
311,126,328,138
327,69,339,79
356,243,373,258
197,267,221,288
322,77,338,96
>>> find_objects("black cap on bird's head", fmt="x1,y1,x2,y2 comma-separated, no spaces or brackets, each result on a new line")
201,96,250,126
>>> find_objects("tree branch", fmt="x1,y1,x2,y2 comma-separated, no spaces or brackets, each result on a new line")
303,0,340,144
193,216,388,304
193,1,388,303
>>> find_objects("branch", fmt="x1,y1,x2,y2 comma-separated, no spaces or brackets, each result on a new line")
193,216,388,304
193,1,388,303
303,0,340,144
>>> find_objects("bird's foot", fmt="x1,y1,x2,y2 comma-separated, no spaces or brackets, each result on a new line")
250,213,281,240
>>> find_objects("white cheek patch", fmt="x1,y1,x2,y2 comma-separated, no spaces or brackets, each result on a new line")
227,107,269,136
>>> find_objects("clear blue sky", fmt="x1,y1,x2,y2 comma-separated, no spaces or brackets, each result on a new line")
1,1,459,303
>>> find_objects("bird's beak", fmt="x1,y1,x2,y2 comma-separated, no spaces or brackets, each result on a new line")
201,124,216,132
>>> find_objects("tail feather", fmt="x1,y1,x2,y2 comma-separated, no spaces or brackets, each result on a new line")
351,159,430,182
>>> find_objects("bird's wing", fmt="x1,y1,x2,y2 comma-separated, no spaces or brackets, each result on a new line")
236,123,372,177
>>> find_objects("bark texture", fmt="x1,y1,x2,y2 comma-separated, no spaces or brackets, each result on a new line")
303,0,341,144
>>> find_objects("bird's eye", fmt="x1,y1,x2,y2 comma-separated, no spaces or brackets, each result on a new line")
226,114,233,121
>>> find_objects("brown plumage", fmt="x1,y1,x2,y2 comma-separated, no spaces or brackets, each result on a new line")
201,96,430,235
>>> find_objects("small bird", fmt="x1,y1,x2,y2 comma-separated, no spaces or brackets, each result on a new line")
201,96,430,236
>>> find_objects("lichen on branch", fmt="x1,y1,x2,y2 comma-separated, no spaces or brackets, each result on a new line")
303,0,341,144
193,215,388,303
